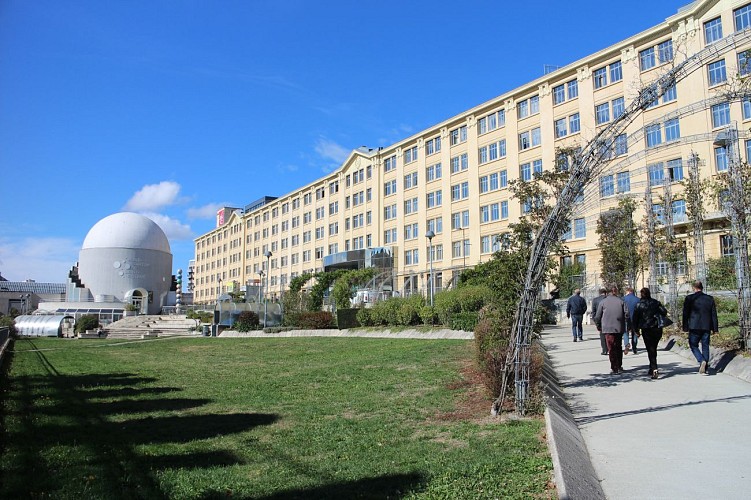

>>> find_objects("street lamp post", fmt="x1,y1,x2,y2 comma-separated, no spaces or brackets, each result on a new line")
257,270,264,320
426,230,435,307
264,250,272,328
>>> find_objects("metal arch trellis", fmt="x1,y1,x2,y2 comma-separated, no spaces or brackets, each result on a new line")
491,27,751,416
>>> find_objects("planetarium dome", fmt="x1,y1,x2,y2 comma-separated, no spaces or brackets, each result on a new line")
77,212,173,315
82,212,171,253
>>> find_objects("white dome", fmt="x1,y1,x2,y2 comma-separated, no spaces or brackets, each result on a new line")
82,213,171,253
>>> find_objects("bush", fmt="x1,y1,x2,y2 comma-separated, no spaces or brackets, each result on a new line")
450,312,479,331
75,314,99,333
235,311,259,332
356,307,373,326
289,311,335,329
419,305,438,325
187,310,214,323
336,308,360,329
397,295,425,326
434,286,493,327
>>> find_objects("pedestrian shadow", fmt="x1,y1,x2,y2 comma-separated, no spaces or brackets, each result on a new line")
574,393,751,425
561,361,694,389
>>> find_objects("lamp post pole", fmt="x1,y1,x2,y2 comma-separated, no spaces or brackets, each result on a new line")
264,250,272,328
257,270,264,322
426,230,435,307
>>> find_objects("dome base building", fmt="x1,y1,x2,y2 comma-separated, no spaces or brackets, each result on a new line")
38,212,178,323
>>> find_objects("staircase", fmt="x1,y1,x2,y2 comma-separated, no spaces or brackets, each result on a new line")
102,315,200,340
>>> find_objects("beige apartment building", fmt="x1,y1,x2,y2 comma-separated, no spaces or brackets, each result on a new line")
193,0,751,305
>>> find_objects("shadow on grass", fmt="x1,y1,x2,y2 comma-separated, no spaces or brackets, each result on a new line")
0,344,280,498
210,472,427,500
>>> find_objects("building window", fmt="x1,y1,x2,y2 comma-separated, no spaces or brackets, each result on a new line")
426,162,442,181
450,125,468,145
720,235,735,256
521,163,531,182
569,113,581,133
648,163,664,186
662,84,677,103
667,158,684,181
711,102,731,128
426,136,441,155
519,131,530,150
426,190,442,208
501,200,509,219
553,84,565,105
567,79,579,99
614,133,628,156
574,218,586,239
664,118,681,142
672,200,687,223
658,39,674,64
617,171,631,193
531,127,541,147
612,97,625,119
639,47,656,71
708,59,727,86
593,67,607,89
555,117,567,138
403,145,418,164
404,172,418,190
384,155,397,172
646,124,662,147
715,146,729,172
735,4,751,31
705,17,723,45
600,175,615,197
596,102,610,124
500,169,508,188
609,60,623,83
518,99,529,119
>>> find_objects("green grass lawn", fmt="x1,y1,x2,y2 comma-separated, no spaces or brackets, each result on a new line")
0,337,552,499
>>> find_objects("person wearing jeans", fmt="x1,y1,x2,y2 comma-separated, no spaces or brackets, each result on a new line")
681,280,718,375
623,287,640,354
632,287,668,379
566,288,587,341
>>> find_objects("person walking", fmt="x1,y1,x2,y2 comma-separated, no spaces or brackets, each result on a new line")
594,285,629,374
631,287,668,379
591,288,608,355
566,288,587,342
682,280,719,375
623,287,640,355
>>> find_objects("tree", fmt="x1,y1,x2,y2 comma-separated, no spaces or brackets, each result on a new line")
552,260,586,298
596,198,642,289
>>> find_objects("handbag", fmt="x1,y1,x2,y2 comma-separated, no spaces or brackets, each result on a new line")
658,315,673,328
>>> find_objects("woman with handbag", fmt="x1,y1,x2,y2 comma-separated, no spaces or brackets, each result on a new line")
631,287,669,379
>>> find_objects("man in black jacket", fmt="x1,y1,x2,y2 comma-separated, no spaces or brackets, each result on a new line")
566,288,587,341
591,288,608,355
682,280,719,375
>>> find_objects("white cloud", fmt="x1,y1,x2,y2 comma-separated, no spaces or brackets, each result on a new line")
187,203,227,220
314,138,350,164
140,213,194,241
0,237,80,282
124,181,182,212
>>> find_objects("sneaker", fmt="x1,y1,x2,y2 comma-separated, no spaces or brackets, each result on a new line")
699,361,707,375
601,352,609,356
624,345,630,355
652,369,659,379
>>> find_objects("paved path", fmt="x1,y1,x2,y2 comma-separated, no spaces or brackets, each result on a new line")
543,322,751,499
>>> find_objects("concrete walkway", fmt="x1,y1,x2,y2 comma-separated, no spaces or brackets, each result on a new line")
542,322,751,499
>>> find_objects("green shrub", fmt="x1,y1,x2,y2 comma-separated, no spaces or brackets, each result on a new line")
356,307,373,326
75,314,99,333
396,295,425,326
434,286,493,327
419,305,438,325
187,310,214,323
235,311,259,332
450,312,479,331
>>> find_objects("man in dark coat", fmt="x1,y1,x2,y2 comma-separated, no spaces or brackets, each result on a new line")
594,285,629,374
682,280,719,375
591,288,608,355
566,288,587,341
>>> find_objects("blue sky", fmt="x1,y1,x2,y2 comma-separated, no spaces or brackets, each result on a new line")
0,0,682,282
